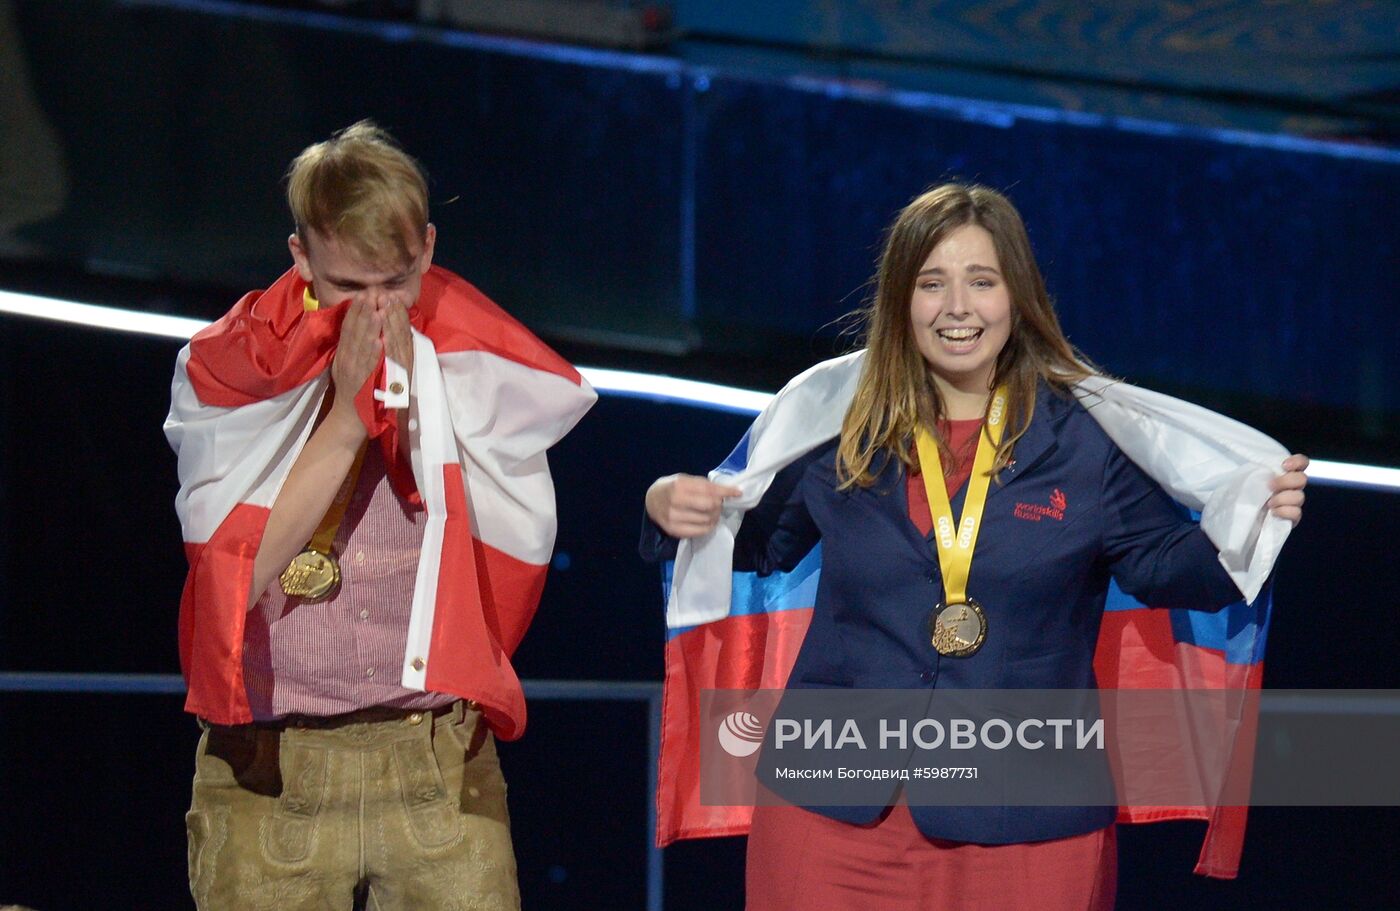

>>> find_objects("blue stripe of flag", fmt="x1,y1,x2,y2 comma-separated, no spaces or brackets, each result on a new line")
664,545,822,640
1104,578,1271,666
716,426,755,475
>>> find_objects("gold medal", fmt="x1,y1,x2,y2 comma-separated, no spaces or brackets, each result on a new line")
279,547,342,601
915,387,1008,660
930,599,987,657
275,438,369,603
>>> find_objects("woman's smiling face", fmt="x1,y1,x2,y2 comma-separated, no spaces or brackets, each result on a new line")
908,223,1012,397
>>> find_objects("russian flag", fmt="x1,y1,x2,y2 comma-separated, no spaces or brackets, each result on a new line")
1095,574,1270,877
655,353,1289,879
164,266,595,738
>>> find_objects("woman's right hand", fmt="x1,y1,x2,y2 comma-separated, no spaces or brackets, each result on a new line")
646,474,743,538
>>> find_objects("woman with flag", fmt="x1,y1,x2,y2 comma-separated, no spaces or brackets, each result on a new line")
643,183,1308,910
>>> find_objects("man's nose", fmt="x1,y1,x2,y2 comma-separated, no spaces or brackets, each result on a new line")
373,289,409,309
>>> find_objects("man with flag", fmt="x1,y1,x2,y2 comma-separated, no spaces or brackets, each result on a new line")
166,121,595,910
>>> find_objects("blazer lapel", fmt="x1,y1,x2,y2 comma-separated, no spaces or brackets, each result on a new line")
985,384,1065,502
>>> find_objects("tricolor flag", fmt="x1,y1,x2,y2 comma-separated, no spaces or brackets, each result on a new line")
165,266,595,739
655,351,1290,878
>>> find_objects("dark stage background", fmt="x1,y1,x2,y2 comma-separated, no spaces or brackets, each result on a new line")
1,1,1397,909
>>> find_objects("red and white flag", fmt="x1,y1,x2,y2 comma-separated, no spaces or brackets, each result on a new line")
165,266,595,738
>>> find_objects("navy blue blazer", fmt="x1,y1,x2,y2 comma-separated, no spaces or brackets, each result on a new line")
643,383,1243,844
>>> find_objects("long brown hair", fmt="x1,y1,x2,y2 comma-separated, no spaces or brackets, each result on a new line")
836,184,1092,488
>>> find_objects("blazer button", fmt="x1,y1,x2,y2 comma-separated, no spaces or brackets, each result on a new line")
920,670,935,684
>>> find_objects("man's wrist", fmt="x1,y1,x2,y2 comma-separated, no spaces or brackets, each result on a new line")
322,400,369,447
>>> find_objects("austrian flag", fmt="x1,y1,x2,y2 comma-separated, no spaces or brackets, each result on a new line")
165,266,595,738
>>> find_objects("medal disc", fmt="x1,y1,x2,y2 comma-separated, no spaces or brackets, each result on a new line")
279,548,341,602
929,599,987,657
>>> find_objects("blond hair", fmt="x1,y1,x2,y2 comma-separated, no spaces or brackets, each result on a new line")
285,120,429,266
836,184,1093,489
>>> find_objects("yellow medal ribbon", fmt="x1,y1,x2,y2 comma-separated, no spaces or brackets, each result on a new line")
310,439,369,555
915,386,1008,624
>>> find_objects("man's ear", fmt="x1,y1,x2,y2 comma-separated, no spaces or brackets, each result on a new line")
288,232,315,282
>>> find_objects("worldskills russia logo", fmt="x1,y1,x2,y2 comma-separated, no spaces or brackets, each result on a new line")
717,711,765,757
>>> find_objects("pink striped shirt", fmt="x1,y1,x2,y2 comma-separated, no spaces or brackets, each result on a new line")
242,443,459,720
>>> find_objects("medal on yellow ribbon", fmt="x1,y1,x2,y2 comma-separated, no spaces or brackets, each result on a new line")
915,386,1008,658
278,439,369,603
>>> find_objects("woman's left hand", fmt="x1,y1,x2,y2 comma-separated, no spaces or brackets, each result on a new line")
1267,454,1309,525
